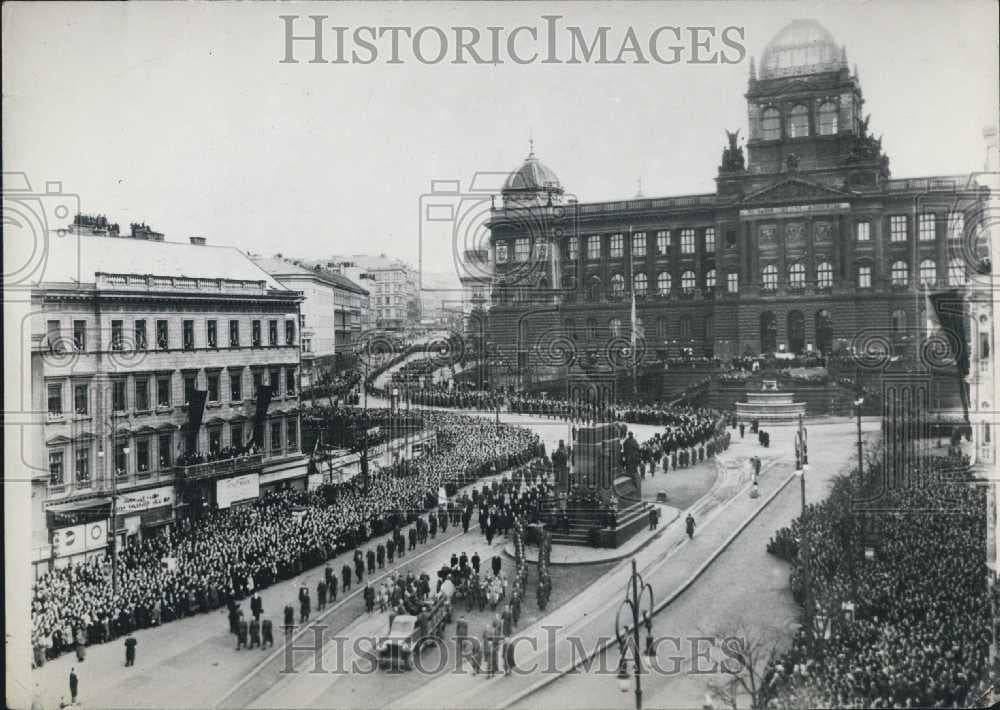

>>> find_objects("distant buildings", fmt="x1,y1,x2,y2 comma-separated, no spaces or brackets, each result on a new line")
327,254,419,331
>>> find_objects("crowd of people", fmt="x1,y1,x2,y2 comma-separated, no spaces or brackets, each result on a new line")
764,455,995,709
30,411,543,665
301,405,425,454
175,442,263,468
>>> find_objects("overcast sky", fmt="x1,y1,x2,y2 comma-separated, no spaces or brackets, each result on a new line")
4,1,998,284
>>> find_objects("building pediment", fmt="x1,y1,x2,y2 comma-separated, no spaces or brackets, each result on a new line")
743,177,853,205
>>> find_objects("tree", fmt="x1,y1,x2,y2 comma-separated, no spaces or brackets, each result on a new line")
705,621,783,710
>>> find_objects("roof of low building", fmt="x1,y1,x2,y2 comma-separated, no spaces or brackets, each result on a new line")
252,255,369,295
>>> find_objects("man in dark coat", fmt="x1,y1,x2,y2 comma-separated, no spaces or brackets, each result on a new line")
408,527,417,551
69,668,79,703
236,618,248,650
364,584,375,614
299,588,311,624
249,618,261,649
250,592,263,621
354,552,364,583
124,634,137,667
685,514,696,539
396,535,405,559
342,563,352,592
376,543,385,569
387,541,395,564
325,564,335,591
450,553,459,569
283,604,295,638
262,618,274,648
317,580,327,611
367,548,376,574
329,573,338,602
491,555,501,577
471,552,481,575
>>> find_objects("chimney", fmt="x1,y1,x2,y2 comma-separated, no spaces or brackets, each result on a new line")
189,236,206,246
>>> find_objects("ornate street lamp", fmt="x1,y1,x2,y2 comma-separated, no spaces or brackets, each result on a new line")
614,558,655,710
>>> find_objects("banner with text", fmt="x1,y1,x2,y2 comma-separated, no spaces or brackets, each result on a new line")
217,473,260,509
117,485,175,515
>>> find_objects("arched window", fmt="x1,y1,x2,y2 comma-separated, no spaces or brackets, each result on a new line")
633,272,648,296
656,317,668,340
788,263,806,288
588,275,602,301
679,315,692,339
919,259,937,286
762,107,781,140
656,272,672,296
705,268,717,290
948,258,966,286
610,273,625,298
891,309,907,333
891,260,909,287
818,102,838,135
762,264,778,290
788,311,805,353
564,318,577,340
816,262,834,289
789,105,809,138
609,318,622,338
681,270,696,293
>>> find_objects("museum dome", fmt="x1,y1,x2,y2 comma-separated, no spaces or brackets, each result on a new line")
759,20,846,80
502,148,563,196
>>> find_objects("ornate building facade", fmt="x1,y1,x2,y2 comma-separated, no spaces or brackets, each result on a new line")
486,20,991,392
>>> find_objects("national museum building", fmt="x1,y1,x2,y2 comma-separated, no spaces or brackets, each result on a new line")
485,21,991,386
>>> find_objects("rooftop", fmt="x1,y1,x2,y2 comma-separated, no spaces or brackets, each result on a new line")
253,255,369,295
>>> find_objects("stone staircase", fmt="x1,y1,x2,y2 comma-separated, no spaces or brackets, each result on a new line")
542,478,654,547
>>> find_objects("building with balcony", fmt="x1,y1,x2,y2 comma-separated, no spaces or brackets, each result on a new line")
30,236,306,576
252,256,369,388
486,20,991,398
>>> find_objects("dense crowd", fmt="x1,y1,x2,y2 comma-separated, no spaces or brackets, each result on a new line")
175,443,262,468
301,405,424,453
764,455,995,709
30,411,542,664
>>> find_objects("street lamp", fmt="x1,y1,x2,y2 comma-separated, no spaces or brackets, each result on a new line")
614,558,655,710
854,396,865,476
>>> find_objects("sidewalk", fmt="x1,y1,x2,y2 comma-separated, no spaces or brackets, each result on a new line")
388,435,795,710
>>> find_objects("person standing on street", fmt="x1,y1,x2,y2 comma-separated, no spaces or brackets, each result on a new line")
685,514,696,539
124,633,137,666
250,591,263,621
69,668,79,703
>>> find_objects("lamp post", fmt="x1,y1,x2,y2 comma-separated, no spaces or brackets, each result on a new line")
615,558,655,710
795,414,812,638
854,396,864,476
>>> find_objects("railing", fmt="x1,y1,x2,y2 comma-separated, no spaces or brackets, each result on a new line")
172,453,264,481
96,272,269,295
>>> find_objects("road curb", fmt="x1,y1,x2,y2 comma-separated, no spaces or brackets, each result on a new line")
497,466,797,709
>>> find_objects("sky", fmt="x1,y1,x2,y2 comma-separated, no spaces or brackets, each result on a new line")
4,1,998,284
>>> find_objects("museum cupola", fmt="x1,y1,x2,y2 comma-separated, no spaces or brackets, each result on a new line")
501,142,565,208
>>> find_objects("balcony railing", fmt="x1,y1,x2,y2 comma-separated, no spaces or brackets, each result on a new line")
172,452,264,481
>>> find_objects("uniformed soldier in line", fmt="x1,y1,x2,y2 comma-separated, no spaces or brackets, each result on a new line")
386,540,395,564
396,534,405,559
429,514,437,539
363,584,375,614
376,543,385,569
329,572,338,602
236,618,249,650
299,588,311,623
261,618,274,648
283,604,295,638
367,548,376,574
325,564,335,593
342,563,352,592
124,633,137,667
317,579,327,611
471,552,481,575
354,553,364,584
249,617,261,649
408,527,417,551
439,508,448,533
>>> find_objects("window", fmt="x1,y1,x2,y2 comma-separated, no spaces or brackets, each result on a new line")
725,229,737,249
209,428,222,455
74,383,88,415
704,227,716,253
183,320,195,350
73,320,86,351
891,309,907,333
286,368,296,394
631,232,646,258
656,231,670,256
609,234,624,258
269,368,280,395
633,272,648,296
184,374,196,406
134,320,147,350
918,214,936,241
856,221,871,242
207,372,220,402
890,215,908,242
727,272,739,293
47,320,62,353
270,421,282,453
156,376,171,408
567,237,578,261
137,438,150,473
75,447,90,485
285,320,295,345
656,317,668,340
817,262,834,289
49,451,64,486
681,270,696,293
762,265,778,290
112,379,126,412
919,259,937,285
680,229,695,254
891,260,909,287
858,265,872,288
230,423,244,451
948,258,966,286
514,238,530,262
252,320,262,347
762,108,781,140
111,320,124,351
818,102,838,135
207,320,218,348
609,318,623,337
789,263,806,288
156,320,169,350
609,273,625,298
705,268,717,290
679,315,692,339
253,370,263,397
496,243,509,263
948,212,965,240
789,105,809,137
229,319,240,347
268,320,278,346
158,433,172,468
657,272,672,296
135,376,150,411
587,236,601,260
230,369,243,401
287,418,298,452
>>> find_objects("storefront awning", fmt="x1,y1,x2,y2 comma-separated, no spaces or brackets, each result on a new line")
47,496,112,514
